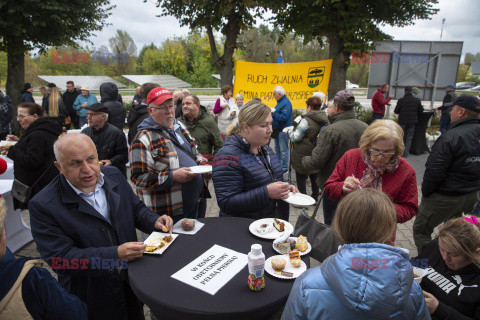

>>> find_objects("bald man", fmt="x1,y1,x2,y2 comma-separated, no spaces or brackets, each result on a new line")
29,133,172,320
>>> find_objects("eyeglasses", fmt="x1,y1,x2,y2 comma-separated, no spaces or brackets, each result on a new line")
369,149,395,158
150,105,175,112
17,114,32,119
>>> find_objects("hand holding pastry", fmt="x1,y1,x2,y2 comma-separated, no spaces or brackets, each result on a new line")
155,215,173,233
6,135,19,141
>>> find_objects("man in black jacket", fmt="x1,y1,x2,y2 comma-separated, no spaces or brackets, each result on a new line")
435,84,457,133
62,81,81,128
100,82,125,130
127,82,158,144
82,103,128,176
413,95,480,252
394,86,424,157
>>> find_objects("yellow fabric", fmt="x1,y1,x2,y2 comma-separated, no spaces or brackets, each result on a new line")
233,60,333,109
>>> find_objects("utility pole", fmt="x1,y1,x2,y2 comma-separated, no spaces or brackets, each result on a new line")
440,18,446,40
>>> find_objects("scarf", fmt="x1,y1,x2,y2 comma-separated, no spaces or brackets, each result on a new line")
360,152,399,190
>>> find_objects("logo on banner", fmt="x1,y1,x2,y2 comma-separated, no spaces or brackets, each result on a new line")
307,67,324,88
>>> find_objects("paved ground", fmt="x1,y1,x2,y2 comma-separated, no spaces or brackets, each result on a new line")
13,150,430,319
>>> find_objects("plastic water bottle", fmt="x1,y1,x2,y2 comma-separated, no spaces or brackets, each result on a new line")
247,244,265,291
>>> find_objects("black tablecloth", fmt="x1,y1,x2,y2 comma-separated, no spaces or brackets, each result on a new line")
410,110,434,155
128,217,310,320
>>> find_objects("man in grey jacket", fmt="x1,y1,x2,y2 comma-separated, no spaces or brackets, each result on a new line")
302,89,368,224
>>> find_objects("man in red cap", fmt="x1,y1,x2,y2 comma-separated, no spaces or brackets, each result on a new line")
129,87,205,222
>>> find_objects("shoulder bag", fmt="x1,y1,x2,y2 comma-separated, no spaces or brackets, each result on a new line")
293,193,341,262
12,162,54,205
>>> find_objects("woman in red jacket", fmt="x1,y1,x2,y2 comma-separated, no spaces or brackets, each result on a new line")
324,119,418,224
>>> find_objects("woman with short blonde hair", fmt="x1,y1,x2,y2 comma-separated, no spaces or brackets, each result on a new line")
213,98,298,219
417,215,480,318
324,119,418,226
359,119,405,157
282,188,429,319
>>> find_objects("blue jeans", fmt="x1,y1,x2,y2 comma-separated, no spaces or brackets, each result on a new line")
323,196,338,226
274,131,289,173
400,124,415,156
439,114,451,133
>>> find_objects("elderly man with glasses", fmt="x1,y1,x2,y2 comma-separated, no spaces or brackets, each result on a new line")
129,87,206,223
82,103,128,176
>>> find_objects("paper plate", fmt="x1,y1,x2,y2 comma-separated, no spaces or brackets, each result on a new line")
413,267,427,284
248,218,293,240
143,232,179,255
0,141,17,146
272,237,312,256
283,193,316,206
265,255,307,280
189,165,212,174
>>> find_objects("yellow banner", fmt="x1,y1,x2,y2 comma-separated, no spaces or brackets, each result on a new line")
233,59,332,109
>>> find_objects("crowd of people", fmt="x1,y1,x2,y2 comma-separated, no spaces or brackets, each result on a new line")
0,80,479,320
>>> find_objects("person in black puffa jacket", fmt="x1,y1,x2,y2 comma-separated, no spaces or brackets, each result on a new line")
100,82,125,131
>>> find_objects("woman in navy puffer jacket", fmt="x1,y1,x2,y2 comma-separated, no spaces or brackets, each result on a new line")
212,99,297,219
282,189,430,320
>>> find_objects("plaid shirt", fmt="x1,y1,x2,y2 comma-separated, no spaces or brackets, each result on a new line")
129,121,202,217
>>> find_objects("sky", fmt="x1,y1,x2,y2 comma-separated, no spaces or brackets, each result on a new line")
86,0,480,59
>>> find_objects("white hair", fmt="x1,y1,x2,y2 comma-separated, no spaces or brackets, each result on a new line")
273,86,285,96
54,133,96,166
235,93,244,99
181,89,190,95
312,91,326,103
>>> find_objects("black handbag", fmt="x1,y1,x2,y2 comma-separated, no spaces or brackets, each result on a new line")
11,162,53,205
293,193,341,262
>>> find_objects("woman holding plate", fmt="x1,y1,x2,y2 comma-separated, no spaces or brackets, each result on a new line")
323,119,418,224
212,99,298,220
282,189,430,319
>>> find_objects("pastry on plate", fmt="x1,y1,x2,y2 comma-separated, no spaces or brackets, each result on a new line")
278,243,291,254
271,258,286,271
295,235,308,252
182,219,195,231
290,259,302,268
289,251,300,261
273,218,285,232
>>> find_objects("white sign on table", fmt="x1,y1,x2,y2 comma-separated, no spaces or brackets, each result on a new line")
171,244,248,295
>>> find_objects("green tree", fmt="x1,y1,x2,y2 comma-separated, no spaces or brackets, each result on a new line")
0,0,113,114
154,0,269,87
182,31,217,87
108,30,138,76
137,43,157,73
273,0,439,98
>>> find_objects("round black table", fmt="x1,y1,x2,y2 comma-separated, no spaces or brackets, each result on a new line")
128,217,310,320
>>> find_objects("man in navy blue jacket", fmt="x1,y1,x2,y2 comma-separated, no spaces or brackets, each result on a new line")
272,85,293,173
29,133,173,320
0,198,87,319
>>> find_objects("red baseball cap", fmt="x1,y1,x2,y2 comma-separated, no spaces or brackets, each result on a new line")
147,87,174,106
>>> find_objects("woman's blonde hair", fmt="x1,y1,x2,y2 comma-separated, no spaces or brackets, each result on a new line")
333,189,396,245
359,119,405,157
48,87,61,117
438,216,480,267
226,98,270,136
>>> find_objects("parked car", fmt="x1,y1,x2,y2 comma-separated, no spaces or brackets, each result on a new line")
346,80,359,89
455,82,477,90
466,85,480,91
